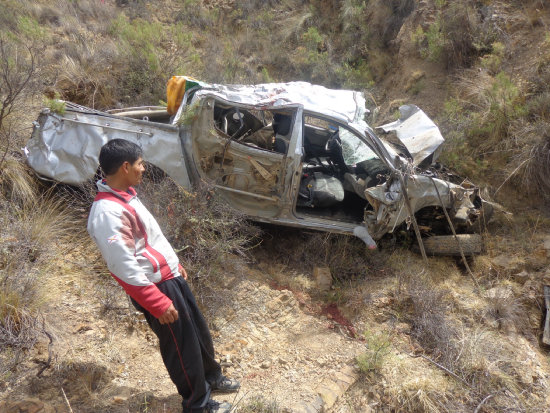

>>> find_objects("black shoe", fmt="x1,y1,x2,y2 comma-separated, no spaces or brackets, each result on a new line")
205,400,232,413
212,375,240,393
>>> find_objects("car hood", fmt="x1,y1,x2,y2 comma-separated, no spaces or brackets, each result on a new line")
378,105,444,166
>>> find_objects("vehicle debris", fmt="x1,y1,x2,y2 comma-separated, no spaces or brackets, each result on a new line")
25,77,491,255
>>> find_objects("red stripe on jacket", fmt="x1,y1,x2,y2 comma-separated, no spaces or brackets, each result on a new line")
111,273,172,318
94,190,176,318
95,191,174,280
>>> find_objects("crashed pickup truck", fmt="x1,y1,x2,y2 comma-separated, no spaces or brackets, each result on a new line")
25,77,490,255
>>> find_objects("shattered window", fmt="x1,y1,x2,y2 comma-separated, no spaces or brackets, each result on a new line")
340,129,378,165
304,115,378,166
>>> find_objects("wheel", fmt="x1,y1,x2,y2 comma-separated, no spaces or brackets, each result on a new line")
420,234,483,257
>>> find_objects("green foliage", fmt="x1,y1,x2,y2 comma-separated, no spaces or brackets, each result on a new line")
108,15,200,104
473,72,526,143
480,42,505,74
303,27,323,50
356,330,392,374
260,67,273,83
239,396,281,413
413,19,445,62
176,101,199,126
44,96,66,115
339,59,374,89
16,16,46,42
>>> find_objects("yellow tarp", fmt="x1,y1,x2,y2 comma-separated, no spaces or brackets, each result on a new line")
167,75,202,115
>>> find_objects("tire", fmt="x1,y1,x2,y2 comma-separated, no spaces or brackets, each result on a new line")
420,234,483,257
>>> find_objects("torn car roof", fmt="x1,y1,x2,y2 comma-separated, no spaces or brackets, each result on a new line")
192,81,368,127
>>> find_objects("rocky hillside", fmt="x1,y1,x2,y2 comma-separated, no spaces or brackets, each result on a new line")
1,1,550,412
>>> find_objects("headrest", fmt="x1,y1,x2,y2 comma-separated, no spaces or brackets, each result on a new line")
273,113,292,136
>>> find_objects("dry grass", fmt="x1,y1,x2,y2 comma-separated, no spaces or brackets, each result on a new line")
0,160,87,381
512,121,550,202
376,247,548,412
137,170,261,289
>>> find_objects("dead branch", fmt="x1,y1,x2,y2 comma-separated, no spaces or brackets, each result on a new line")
0,36,36,169
36,320,54,377
409,352,472,389
474,393,495,413
61,387,74,413
429,177,480,291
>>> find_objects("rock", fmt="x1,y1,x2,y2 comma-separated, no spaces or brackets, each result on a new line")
260,360,272,369
313,266,332,292
483,286,512,299
514,270,530,285
315,365,358,410
491,254,525,274
0,399,55,413
278,357,288,365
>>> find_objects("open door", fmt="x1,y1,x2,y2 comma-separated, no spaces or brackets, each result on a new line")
189,97,299,218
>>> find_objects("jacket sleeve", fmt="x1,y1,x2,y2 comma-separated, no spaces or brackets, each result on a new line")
88,210,172,318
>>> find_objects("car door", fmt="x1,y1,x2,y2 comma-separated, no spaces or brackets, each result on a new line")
188,97,300,218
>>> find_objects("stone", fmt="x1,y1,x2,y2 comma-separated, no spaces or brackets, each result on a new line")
0,399,53,413
315,365,359,410
260,360,272,369
483,286,512,299
491,254,525,274
514,270,530,285
313,266,332,292
113,396,127,404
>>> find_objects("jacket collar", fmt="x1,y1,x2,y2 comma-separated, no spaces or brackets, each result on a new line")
96,179,137,203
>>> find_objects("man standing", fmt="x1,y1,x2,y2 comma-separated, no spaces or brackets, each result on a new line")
87,139,238,413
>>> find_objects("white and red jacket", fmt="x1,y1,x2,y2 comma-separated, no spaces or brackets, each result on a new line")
87,180,181,318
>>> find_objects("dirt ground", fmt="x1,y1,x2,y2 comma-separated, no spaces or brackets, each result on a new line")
0,249,369,413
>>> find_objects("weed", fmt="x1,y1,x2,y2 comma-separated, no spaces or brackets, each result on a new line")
480,42,506,74
515,121,550,201
43,96,66,115
356,329,392,374
16,15,47,44
177,101,200,127
238,395,281,413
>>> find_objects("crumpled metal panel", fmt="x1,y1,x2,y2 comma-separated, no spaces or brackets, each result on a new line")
364,174,476,238
25,108,190,188
192,81,368,127
378,105,444,166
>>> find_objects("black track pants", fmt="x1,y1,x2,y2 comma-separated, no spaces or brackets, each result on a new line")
131,276,222,412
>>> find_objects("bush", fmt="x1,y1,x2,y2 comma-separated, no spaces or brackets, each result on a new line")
356,329,392,374
238,396,281,413
413,2,496,68
0,169,81,380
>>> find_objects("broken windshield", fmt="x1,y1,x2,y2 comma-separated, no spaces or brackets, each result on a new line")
340,128,378,165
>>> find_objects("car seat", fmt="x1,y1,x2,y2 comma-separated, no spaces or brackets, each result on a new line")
272,113,291,154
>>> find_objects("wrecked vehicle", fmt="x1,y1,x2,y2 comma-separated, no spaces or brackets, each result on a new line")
25,77,490,255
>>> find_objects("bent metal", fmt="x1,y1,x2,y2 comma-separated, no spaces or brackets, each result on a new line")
25,78,490,254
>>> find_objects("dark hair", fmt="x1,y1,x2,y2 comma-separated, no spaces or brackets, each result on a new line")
99,139,143,176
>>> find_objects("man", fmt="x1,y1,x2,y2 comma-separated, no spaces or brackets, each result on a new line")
87,139,238,413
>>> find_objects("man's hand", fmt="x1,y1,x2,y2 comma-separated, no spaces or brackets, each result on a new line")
179,266,188,280
158,303,178,325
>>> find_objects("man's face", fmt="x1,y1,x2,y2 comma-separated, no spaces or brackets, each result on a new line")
126,157,145,186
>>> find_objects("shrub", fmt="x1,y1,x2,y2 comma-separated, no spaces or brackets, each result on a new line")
356,329,392,374
0,177,81,380
239,396,281,413
413,2,496,68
